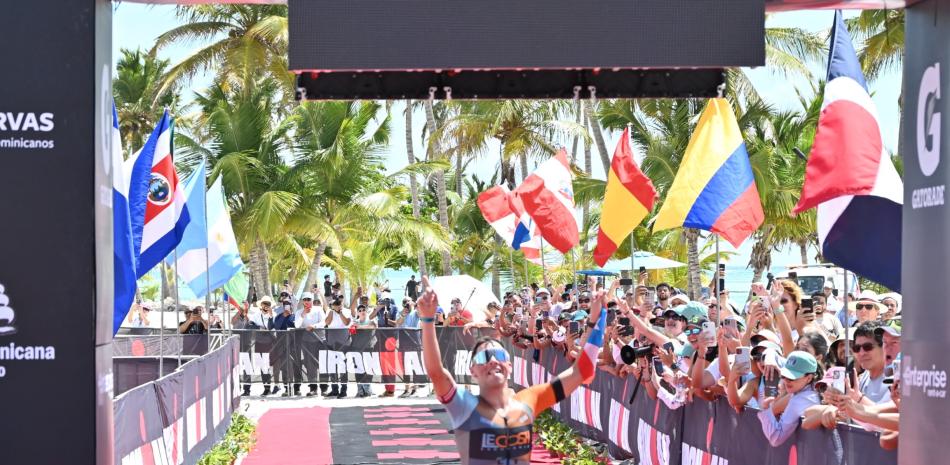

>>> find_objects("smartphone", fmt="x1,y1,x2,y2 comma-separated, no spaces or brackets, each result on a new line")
801,297,813,310
607,310,616,325
832,289,840,297
827,366,846,392
542,310,550,319
535,318,543,331
619,278,634,286
515,307,523,316
735,347,751,375
789,271,798,279
534,296,542,305
663,341,675,354
644,287,656,308
283,303,293,312
652,356,665,374
565,283,573,291
619,317,631,327
283,279,290,286
764,372,781,397
639,266,647,274
570,321,580,334
892,359,901,382
701,321,717,345
723,318,738,330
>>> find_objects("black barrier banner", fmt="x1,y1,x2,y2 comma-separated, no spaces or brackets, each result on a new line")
223,328,480,385
113,336,240,465
503,342,897,465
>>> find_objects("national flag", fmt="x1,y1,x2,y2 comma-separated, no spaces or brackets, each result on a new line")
577,310,607,384
593,128,657,266
112,102,138,334
476,186,542,264
171,163,245,298
510,149,578,253
792,11,902,291
223,271,249,309
653,98,764,247
127,110,190,277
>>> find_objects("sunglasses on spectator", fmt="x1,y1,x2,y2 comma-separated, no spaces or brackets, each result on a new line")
472,348,510,365
579,299,591,303
851,342,879,353
855,304,877,310
684,327,702,336
780,298,789,304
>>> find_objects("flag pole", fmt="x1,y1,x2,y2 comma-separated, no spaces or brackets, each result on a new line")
508,248,516,292
202,158,213,335
174,248,182,368
715,234,721,326
539,236,549,286
159,268,165,377
571,247,578,296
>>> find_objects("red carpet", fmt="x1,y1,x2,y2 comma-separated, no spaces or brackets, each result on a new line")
243,403,577,465
243,406,333,465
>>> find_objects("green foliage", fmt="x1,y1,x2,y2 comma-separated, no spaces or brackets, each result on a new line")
534,410,609,465
197,414,256,465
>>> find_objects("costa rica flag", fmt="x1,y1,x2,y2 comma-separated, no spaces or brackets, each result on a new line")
126,110,191,278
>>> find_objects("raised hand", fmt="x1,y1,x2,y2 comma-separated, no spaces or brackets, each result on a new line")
416,276,438,319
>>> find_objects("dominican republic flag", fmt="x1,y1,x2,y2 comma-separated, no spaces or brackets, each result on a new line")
111,102,138,335
510,149,579,253
126,110,191,278
476,185,542,264
792,11,902,291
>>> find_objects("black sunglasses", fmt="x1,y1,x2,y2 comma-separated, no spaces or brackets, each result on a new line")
579,299,591,303
855,304,877,311
852,342,878,353
780,298,789,304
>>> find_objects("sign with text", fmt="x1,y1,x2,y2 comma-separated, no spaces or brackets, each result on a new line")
0,1,114,464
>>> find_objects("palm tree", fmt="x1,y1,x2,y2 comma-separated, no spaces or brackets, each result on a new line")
404,101,428,277
847,9,904,82
152,5,293,101
423,99,453,276
113,48,180,152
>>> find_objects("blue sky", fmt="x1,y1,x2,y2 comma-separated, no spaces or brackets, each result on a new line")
113,5,904,276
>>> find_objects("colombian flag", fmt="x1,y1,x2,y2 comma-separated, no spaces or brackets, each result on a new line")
592,128,657,266
653,99,763,247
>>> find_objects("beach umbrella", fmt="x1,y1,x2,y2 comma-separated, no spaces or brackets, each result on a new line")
428,275,500,322
604,251,686,271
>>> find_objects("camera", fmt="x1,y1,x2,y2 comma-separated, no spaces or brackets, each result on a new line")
620,343,655,365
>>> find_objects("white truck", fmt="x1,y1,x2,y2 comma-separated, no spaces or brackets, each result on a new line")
771,263,859,298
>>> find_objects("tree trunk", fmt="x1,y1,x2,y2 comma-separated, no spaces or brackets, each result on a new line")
424,99,452,276
570,98,582,165
685,228,702,299
302,241,328,294
249,237,271,301
456,151,463,198
582,107,592,240
585,100,612,174
798,239,809,265
405,101,428,277
520,152,529,182
749,239,771,284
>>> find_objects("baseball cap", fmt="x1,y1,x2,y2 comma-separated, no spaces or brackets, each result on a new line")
301,292,314,300
685,315,708,330
750,340,783,358
662,306,684,319
679,301,709,321
670,293,690,306
536,288,551,296
677,342,696,358
875,319,902,337
750,329,780,346
780,351,819,380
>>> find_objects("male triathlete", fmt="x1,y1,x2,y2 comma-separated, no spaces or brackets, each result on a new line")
419,276,607,465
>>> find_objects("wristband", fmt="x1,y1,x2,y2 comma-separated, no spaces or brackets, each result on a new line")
772,302,784,314
420,317,436,324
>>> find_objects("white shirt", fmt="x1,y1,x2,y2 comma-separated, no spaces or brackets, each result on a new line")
858,370,893,404
326,308,352,328
296,307,327,329
757,386,820,446
249,309,275,329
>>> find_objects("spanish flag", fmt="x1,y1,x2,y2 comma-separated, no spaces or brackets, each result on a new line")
592,128,657,267
653,99,763,247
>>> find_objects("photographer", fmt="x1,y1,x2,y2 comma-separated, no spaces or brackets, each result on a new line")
248,296,278,395
295,292,326,397
271,298,297,396
323,288,358,398
179,307,208,334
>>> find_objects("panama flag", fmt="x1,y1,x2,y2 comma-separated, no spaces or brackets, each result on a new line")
127,110,190,278
510,149,579,253
792,11,902,291
112,102,138,335
477,186,542,264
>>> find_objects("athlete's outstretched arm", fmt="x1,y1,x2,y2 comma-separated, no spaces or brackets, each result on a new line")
418,276,456,400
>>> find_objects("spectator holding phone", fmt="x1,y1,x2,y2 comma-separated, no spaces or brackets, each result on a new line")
179,307,208,334
757,351,822,446
845,321,892,405
446,298,473,326
812,293,844,342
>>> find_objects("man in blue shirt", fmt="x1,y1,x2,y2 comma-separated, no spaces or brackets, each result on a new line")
397,300,421,397
270,301,296,395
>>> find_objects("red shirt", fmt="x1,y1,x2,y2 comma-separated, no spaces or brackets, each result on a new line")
447,309,473,326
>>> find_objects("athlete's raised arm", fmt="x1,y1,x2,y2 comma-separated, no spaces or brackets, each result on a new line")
418,276,455,400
